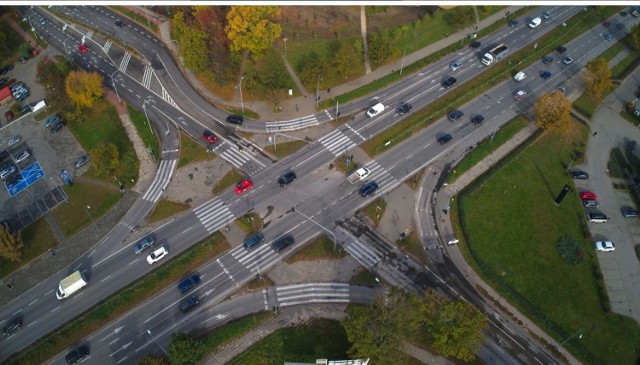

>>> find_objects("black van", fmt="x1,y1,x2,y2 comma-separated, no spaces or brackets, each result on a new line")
271,235,294,253
179,296,200,313
243,232,265,251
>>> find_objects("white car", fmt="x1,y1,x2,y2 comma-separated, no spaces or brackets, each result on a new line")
563,57,574,65
8,135,21,146
0,165,16,180
450,60,463,71
513,71,526,82
14,150,30,164
366,103,385,118
594,241,615,252
528,17,542,28
146,246,168,264
513,90,528,101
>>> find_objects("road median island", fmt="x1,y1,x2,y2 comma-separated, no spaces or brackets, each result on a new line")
358,6,622,157
8,232,230,365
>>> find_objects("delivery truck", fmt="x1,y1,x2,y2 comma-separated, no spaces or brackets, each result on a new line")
481,44,509,66
56,270,87,299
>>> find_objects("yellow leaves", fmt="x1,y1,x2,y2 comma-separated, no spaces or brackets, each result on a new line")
582,57,611,99
534,91,573,136
225,6,282,57
64,70,103,109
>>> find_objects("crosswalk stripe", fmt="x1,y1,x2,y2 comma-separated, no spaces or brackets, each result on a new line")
345,239,382,269
266,116,319,132
362,161,396,187
142,66,152,89
318,130,356,156
141,159,176,202
119,51,131,72
103,40,112,53
193,198,235,233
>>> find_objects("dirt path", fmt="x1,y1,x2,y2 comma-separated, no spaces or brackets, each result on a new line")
360,5,372,74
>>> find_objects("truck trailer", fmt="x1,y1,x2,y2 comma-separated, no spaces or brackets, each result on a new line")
56,270,87,299
481,44,509,66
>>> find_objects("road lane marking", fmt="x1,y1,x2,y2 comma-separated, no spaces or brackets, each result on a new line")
100,275,112,283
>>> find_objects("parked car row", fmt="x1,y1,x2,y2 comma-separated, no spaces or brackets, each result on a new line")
10,81,30,102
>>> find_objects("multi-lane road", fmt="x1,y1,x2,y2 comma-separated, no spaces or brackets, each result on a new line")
1,5,636,364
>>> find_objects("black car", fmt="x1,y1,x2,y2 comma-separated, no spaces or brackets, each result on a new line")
115,19,126,27
226,114,243,125
557,46,567,54
622,209,639,218
469,41,481,49
2,317,21,336
396,102,412,115
179,296,200,313
542,56,554,65
617,23,625,29
437,133,452,145
178,274,201,293
569,170,589,180
277,171,296,187
50,121,66,134
620,11,628,17
448,110,464,122
271,235,295,252
508,19,519,28
65,345,89,364
471,114,484,125
441,76,457,88
359,181,379,198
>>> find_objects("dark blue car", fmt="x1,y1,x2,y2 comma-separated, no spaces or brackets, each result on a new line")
540,71,552,80
359,182,379,198
178,274,201,293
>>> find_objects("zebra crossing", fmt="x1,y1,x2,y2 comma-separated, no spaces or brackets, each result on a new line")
193,198,235,234
141,159,176,203
118,51,132,72
103,40,112,53
213,143,263,170
361,160,396,187
276,283,350,307
161,87,178,108
344,238,383,269
265,115,319,133
317,129,356,156
142,65,153,89
85,30,94,39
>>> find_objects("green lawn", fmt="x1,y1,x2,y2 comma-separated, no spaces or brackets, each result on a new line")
0,18,30,62
572,85,616,120
610,49,640,79
0,219,58,280
177,132,212,169
456,121,640,364
360,197,387,227
264,139,309,159
127,104,160,162
286,235,345,263
147,198,191,224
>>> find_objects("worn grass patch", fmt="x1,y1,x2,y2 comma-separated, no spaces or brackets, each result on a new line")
212,169,243,196
127,104,160,162
201,312,273,355
0,218,58,280
572,85,616,120
264,139,308,159
359,198,387,228
0,19,30,61
397,230,427,264
286,235,345,263
456,121,640,364
610,49,640,79
11,233,230,365
350,267,381,286
235,212,262,234
147,198,191,224
177,132,212,169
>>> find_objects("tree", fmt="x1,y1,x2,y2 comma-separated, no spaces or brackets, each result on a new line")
333,44,361,78
90,142,119,177
424,296,488,362
444,7,475,29
64,70,103,109
172,11,211,72
260,50,289,90
0,226,23,262
225,6,282,58
582,57,611,99
630,24,640,52
342,288,423,363
135,355,168,365
298,51,329,88
167,332,205,365
367,33,394,67
534,91,573,135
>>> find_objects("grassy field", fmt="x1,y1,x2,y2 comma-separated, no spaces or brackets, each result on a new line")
147,198,191,224
286,235,346,263
212,169,243,196
455,120,640,364
11,233,230,365
572,85,616,119
359,197,387,227
235,212,262,234
610,49,640,79
0,219,58,280
177,132,212,169
397,230,427,264
264,139,309,159
0,18,30,62
127,104,160,162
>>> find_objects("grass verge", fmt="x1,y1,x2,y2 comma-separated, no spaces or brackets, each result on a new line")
610,49,640,79
264,139,309,159
350,267,381,286
447,116,530,183
127,104,160,162
397,230,427,264
0,218,58,280
147,198,191,224
359,198,387,227
177,132,212,169
572,85,616,119
286,235,346,263
211,169,243,196
608,147,631,178
10,233,230,365
235,213,262,234
111,6,158,32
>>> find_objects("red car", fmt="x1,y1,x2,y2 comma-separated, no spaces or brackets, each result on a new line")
201,130,217,144
580,191,597,201
235,179,253,195
78,44,88,53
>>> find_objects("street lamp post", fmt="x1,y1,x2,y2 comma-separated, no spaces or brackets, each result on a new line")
283,37,288,58
85,205,96,230
292,206,338,251
146,330,168,355
109,70,120,104
27,15,40,41
557,328,584,348
235,76,245,113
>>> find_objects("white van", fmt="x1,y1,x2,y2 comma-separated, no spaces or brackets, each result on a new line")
513,71,526,82
367,103,385,118
528,17,542,28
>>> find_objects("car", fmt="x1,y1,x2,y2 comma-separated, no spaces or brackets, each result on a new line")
146,246,168,264
277,171,296,187
39,18,47,25
563,57,574,65
603,33,614,41
65,345,89,364
583,200,599,208
635,109,640,117
513,71,526,82
513,90,527,101
396,102,412,115
543,11,551,19
271,235,294,253
540,71,552,80
133,235,155,254
616,22,625,29
622,209,639,218
450,60,463,71
115,19,126,27
179,295,200,313
44,114,61,128
78,44,88,53
588,211,608,223
75,155,90,168
621,11,628,17
359,181,380,198
441,76,457,88
469,41,481,49
542,56,554,65
50,121,66,134
557,46,567,54
5,111,14,122
602,21,610,28
243,232,265,251
594,241,615,252
235,179,253,194
226,114,244,125
437,133,452,145
8,135,21,146
471,114,485,125
569,170,589,179
508,19,519,28
10,82,25,93
177,274,201,293
4,64,13,72
0,165,16,180
528,17,542,28
14,150,30,164
20,104,32,114
0,77,7,87
580,191,597,200
2,317,21,336
448,110,464,122
627,140,637,152
366,103,385,118
19,56,28,64
201,130,217,144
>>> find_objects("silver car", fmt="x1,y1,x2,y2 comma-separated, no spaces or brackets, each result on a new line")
8,135,21,146
14,150,30,164
0,165,16,180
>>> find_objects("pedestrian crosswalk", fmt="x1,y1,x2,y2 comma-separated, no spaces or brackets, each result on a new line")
118,51,132,72
213,143,264,170
276,283,351,307
266,115,319,133
318,129,356,156
361,160,396,188
161,87,178,109
141,159,176,203
103,40,112,53
142,65,153,89
344,238,383,269
193,198,235,234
